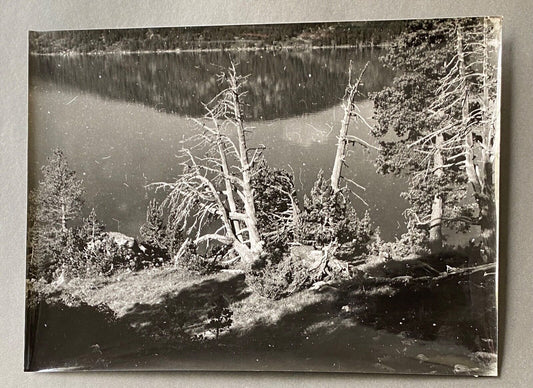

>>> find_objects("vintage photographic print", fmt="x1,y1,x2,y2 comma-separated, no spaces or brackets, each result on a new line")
26,17,501,375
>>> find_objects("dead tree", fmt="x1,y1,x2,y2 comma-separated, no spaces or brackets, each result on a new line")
428,133,445,251
297,62,374,279
153,63,265,266
330,61,371,194
225,62,263,254
192,102,243,241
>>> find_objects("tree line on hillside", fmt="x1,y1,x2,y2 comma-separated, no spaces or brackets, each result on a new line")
27,18,499,303
29,21,407,54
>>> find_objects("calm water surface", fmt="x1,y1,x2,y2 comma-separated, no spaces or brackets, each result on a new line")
29,49,408,239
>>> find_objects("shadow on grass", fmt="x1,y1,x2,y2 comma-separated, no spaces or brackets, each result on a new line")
162,251,497,374
25,272,250,370
119,273,250,340
333,250,497,352
25,301,137,371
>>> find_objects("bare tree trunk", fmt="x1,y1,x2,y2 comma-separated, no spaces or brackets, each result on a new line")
232,238,258,264
458,25,482,196
61,204,66,232
228,65,263,261
429,133,444,252
428,197,443,251
458,25,480,196
478,18,497,262
330,62,369,192
161,65,269,268
458,22,496,262
173,237,191,266
216,137,242,241
330,106,352,192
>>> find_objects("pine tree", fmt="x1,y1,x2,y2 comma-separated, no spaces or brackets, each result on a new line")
295,170,373,256
77,208,105,249
371,18,499,256
139,199,167,250
28,148,85,280
251,160,298,257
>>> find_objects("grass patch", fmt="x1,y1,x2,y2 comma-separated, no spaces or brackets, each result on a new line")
230,287,332,333
34,265,219,317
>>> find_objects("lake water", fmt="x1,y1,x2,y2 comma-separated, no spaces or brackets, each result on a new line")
28,48,408,240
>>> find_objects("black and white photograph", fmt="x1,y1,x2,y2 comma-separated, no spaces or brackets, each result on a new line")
25,17,501,375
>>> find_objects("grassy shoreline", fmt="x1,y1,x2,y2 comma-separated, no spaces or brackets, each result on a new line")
26,254,497,375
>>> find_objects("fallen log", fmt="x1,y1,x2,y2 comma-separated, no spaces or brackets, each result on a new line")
367,262,496,287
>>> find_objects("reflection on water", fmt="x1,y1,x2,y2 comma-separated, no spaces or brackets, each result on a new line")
30,49,391,120
29,48,408,239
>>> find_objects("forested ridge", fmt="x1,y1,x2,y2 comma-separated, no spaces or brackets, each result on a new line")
30,21,407,54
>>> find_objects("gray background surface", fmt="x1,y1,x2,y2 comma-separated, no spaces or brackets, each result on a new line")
1,0,532,386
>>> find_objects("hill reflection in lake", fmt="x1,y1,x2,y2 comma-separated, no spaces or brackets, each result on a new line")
30,48,390,121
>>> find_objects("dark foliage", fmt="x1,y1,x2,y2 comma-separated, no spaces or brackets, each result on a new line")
371,17,498,251
77,208,105,245
175,243,221,275
247,254,311,300
251,160,297,260
67,235,134,278
139,199,184,259
294,171,374,258
206,295,234,339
